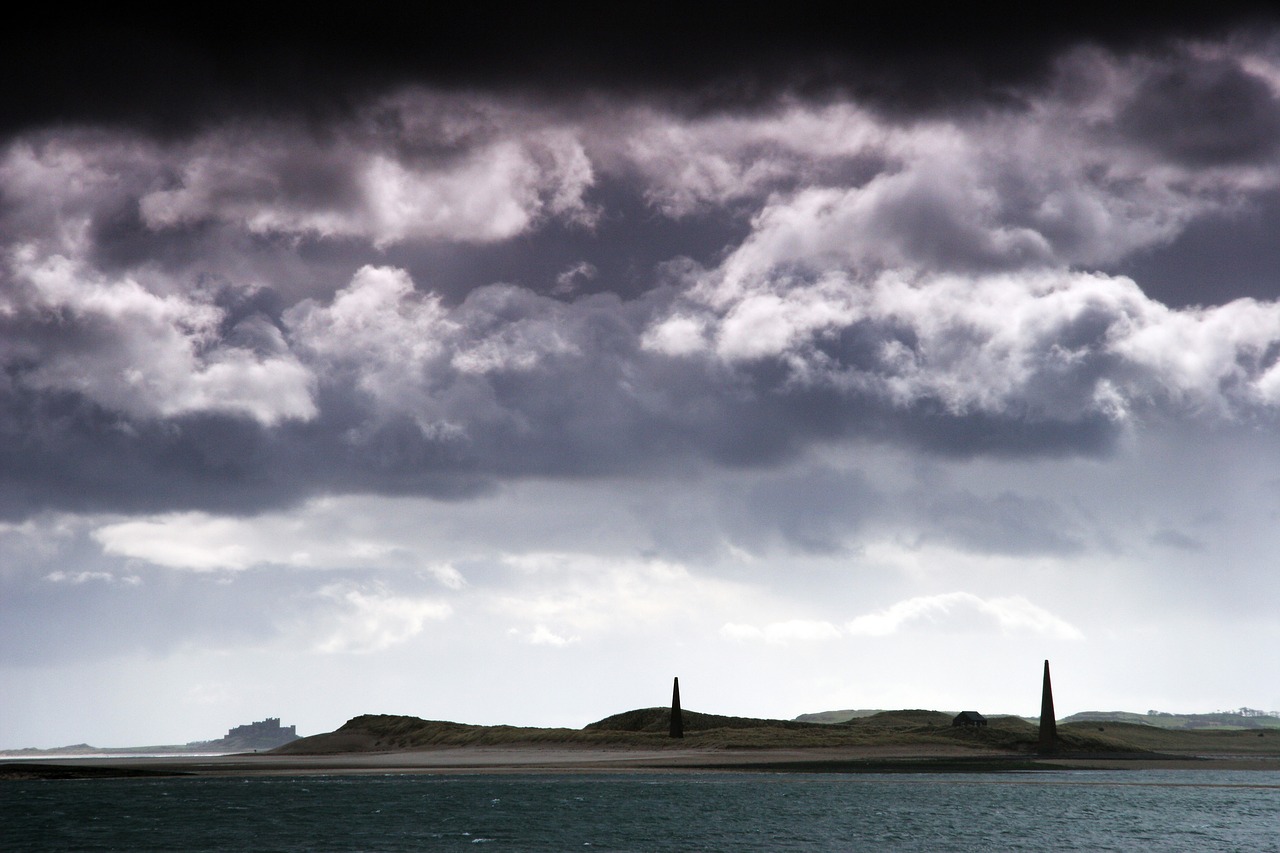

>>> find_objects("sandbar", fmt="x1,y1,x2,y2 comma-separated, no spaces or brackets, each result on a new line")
6,743,1280,779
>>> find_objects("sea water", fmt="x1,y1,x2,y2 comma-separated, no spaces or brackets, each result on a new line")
2,770,1279,851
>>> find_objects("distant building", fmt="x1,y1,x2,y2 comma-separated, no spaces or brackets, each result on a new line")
952,711,987,728
215,717,300,750
226,717,296,740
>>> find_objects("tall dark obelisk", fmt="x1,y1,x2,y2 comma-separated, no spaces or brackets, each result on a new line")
1038,659,1058,753
669,676,684,739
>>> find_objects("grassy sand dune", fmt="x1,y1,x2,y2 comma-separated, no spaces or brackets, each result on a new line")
1056,720,1280,754
274,708,1229,757
12,708,1278,779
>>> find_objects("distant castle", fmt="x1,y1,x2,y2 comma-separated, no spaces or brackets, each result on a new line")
217,717,299,749
226,717,296,740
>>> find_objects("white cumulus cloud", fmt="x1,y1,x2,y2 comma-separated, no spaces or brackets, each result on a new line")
844,592,1084,639
314,583,452,653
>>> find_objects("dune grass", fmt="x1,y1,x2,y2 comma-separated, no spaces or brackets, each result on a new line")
1058,720,1280,754
271,708,1280,757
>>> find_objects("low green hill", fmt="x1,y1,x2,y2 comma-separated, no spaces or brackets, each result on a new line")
267,705,1280,758
1061,710,1280,731
794,710,886,724
275,708,1147,755
586,707,827,734
803,707,1280,732
1059,720,1280,753
272,715,601,753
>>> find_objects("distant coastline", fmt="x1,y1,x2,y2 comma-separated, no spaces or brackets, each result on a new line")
1,716,298,759
797,707,1280,731
5,707,1280,779
266,708,1280,758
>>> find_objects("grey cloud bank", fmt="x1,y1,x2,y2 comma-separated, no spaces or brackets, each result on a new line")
5,15,1280,747
8,66,1280,513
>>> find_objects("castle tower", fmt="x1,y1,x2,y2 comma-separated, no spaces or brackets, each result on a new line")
1038,659,1058,753
670,676,684,738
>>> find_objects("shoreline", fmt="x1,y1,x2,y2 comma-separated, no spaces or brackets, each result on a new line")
6,744,1280,779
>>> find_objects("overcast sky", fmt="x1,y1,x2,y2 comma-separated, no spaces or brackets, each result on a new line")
6,6,1280,747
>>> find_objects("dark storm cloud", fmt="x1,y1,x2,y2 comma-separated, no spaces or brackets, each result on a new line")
6,2,1280,137
0,289,1125,521
1117,55,1280,166
0,379,490,521
6,18,1280,521
0,392,290,518
381,177,753,306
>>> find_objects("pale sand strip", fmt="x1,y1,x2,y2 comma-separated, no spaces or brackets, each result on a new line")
7,744,1280,777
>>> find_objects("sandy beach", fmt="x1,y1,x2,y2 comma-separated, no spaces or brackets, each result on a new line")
6,743,1280,779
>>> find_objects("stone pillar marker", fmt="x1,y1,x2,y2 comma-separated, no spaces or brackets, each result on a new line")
1038,659,1058,753
670,676,684,739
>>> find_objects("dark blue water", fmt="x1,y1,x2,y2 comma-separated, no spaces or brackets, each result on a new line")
3,771,1279,852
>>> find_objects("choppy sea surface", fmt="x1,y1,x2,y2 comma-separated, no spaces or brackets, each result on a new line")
3,770,1279,851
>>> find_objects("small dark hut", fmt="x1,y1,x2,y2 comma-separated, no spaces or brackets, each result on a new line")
952,711,987,728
